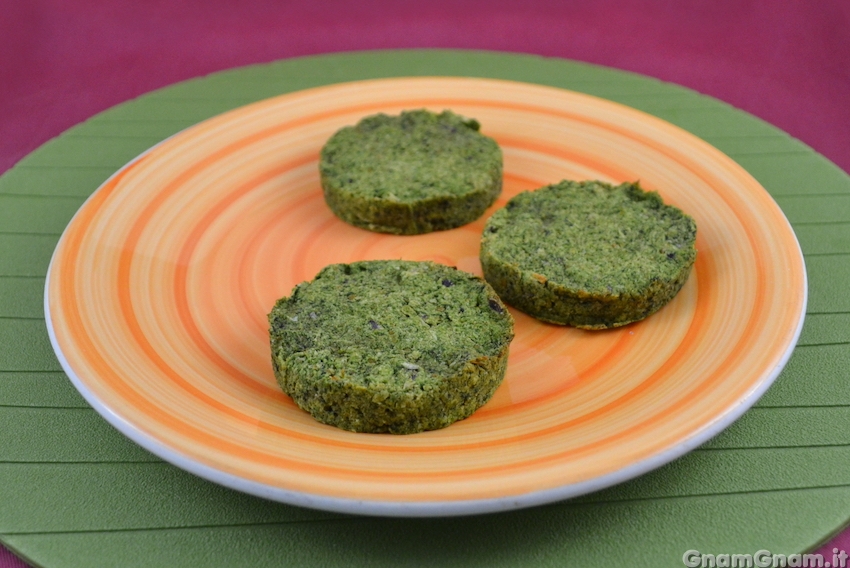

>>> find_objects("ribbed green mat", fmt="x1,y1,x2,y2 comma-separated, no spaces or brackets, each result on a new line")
1,50,849,568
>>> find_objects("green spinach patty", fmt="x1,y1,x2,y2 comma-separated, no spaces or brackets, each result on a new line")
268,260,514,434
319,110,503,235
480,180,697,329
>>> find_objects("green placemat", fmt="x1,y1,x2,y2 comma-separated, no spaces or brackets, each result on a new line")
1,50,849,568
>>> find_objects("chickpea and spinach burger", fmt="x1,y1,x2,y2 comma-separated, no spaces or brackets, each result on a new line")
319,110,503,235
480,180,697,329
268,260,514,434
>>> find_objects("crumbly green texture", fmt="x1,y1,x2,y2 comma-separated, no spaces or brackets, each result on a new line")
319,110,503,235
268,260,515,434
480,180,697,329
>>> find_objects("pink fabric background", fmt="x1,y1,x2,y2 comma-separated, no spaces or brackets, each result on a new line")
1,1,848,566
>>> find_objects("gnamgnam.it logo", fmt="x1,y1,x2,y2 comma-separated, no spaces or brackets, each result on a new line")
682,548,849,568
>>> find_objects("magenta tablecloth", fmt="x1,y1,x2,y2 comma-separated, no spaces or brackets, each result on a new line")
1,1,848,566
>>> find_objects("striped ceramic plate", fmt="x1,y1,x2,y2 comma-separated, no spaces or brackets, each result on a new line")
44,77,806,516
